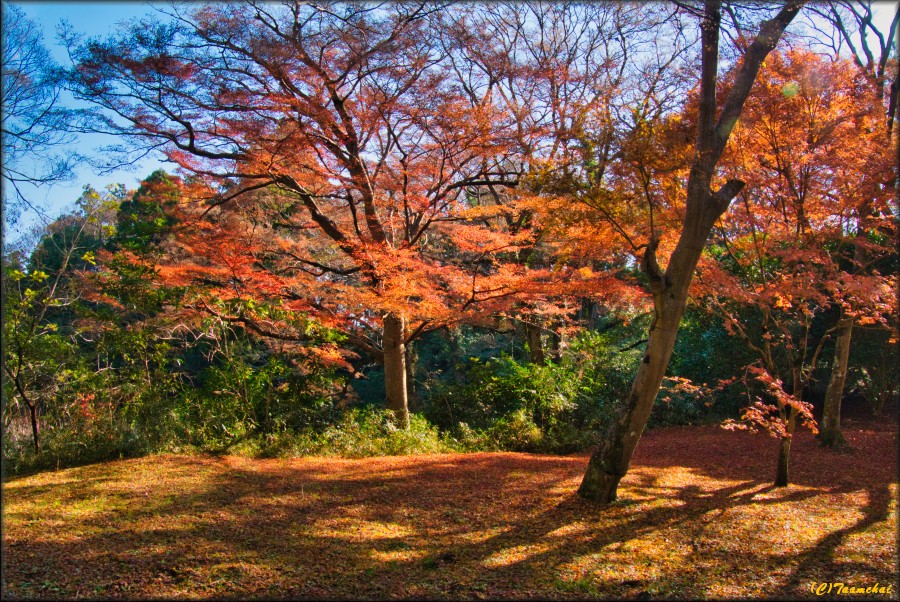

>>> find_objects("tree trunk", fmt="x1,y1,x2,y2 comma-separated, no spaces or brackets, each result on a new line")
383,313,410,428
577,0,803,504
445,327,461,384
29,403,40,454
578,302,683,501
406,341,419,408
775,383,801,487
550,323,562,364
775,435,791,486
819,316,852,447
524,322,545,365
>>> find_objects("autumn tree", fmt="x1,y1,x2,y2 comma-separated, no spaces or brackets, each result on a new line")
66,2,550,427
804,0,898,134
798,2,899,442
436,2,685,361
698,48,895,480
577,0,804,503
717,49,893,456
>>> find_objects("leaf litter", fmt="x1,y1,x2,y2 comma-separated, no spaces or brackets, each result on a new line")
2,419,896,599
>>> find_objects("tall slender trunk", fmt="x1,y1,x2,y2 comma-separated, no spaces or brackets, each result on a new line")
577,0,803,503
775,372,802,486
550,322,562,364
445,327,460,383
383,313,410,428
819,315,852,447
406,341,418,408
524,322,545,365
8,372,40,453
29,403,40,454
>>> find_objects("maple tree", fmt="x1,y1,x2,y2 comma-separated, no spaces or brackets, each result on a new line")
577,0,805,503
425,3,673,362
697,48,895,478
66,2,552,427
440,3,707,365
800,4,899,445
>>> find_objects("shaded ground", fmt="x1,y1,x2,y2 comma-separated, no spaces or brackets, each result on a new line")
2,421,897,600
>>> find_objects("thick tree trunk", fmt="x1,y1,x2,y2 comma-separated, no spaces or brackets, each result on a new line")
578,302,683,501
820,316,852,447
524,323,545,365
577,0,803,504
383,314,410,429
775,435,791,486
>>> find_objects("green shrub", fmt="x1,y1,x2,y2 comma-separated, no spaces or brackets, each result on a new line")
420,329,639,454
316,408,449,457
2,399,142,476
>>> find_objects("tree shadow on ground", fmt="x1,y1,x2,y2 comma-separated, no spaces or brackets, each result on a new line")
3,425,896,599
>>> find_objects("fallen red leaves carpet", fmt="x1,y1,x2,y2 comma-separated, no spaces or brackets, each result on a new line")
3,419,897,599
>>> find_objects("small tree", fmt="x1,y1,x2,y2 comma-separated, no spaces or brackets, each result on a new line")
3,187,119,452
699,49,895,482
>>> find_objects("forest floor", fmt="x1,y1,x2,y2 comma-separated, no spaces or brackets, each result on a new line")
2,418,897,600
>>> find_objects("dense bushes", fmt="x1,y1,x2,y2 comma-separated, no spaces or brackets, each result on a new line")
2,322,645,473
6,306,897,476
420,330,639,454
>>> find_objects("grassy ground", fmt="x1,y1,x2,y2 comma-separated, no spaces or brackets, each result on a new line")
2,419,897,600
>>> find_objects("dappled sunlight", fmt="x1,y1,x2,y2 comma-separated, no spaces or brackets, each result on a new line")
309,517,419,542
4,424,896,599
483,542,553,567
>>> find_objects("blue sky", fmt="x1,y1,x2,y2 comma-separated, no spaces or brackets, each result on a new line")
4,1,898,245
5,1,171,243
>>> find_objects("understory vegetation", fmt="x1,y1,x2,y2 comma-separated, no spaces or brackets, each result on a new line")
4,259,896,476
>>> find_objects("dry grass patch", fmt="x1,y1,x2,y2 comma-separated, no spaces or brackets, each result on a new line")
3,420,897,599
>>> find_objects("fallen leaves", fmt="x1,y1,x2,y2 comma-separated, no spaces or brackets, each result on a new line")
2,421,897,599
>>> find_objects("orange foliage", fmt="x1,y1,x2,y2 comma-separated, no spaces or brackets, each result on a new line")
695,49,896,438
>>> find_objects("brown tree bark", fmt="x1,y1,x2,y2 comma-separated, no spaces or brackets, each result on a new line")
524,322,545,365
578,0,804,503
819,315,852,447
383,313,410,429
29,403,40,454
775,435,791,486
550,322,562,364
406,341,419,407
774,371,803,486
